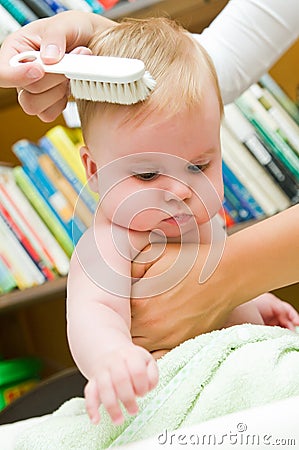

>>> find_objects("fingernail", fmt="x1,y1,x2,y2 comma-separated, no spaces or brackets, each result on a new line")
44,44,60,59
27,67,43,79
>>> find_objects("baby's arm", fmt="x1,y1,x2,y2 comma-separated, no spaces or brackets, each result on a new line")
67,224,158,424
251,293,299,330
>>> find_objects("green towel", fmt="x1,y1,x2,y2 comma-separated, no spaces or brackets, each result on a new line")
15,324,299,449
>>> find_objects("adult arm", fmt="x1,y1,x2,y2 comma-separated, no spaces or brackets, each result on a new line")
194,0,299,104
131,205,299,354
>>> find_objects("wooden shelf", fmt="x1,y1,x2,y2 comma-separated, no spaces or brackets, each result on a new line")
0,277,66,315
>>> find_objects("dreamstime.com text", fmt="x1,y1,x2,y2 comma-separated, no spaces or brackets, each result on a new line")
157,423,296,446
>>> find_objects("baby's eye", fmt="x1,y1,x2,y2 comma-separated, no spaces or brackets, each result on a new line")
133,172,159,181
187,163,209,173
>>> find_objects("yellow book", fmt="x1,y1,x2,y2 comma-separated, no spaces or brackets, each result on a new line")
45,126,98,202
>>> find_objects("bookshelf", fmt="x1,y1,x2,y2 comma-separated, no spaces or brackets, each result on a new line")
0,0,298,380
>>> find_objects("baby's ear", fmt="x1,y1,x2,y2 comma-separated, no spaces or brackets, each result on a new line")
80,146,99,193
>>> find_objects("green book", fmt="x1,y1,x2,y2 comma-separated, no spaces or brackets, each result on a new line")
0,258,16,294
235,98,299,182
259,74,299,126
13,166,74,257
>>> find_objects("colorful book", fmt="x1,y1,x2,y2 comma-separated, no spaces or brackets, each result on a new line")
222,161,264,219
235,94,299,181
221,124,290,216
224,103,299,204
0,195,55,281
13,166,74,258
12,139,86,243
0,256,16,294
38,152,93,228
0,0,38,25
251,84,299,157
45,126,88,188
22,0,54,17
0,166,69,276
0,214,45,289
41,0,67,14
39,135,97,213
0,4,20,35
83,0,104,13
223,185,253,222
59,0,91,11
259,74,299,126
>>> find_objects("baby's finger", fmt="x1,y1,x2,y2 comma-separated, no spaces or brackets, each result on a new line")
113,360,138,418
84,379,101,424
99,371,124,424
147,358,159,390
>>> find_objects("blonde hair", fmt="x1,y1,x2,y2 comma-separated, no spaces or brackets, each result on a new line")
76,17,223,134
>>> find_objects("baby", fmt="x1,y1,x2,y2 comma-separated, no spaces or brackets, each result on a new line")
67,18,299,426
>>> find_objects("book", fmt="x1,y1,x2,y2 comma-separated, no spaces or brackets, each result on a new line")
0,0,38,25
22,0,55,17
220,201,236,228
222,160,265,219
39,136,97,214
83,0,104,13
0,214,45,289
0,200,54,281
0,256,16,294
38,152,93,228
12,139,86,242
13,166,74,258
224,103,299,204
223,184,253,222
221,124,290,216
0,4,20,37
41,0,67,14
259,74,299,126
45,126,89,188
235,94,299,181
251,84,299,157
99,0,120,9
0,166,70,276
59,0,92,11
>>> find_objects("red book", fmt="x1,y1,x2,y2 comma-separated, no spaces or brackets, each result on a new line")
98,0,120,10
0,199,55,281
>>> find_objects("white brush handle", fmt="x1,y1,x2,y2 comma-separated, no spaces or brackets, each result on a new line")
10,50,146,83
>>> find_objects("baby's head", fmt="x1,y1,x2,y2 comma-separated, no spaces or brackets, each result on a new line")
77,17,224,236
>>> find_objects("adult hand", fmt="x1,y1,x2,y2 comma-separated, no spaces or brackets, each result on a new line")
0,11,115,121
130,242,234,355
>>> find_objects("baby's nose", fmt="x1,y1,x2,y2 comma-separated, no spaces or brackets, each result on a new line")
163,179,192,202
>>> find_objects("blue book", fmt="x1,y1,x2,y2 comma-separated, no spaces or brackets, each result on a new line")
222,198,242,223
39,136,97,214
41,0,67,14
12,140,85,244
0,257,16,294
222,161,264,219
224,184,253,222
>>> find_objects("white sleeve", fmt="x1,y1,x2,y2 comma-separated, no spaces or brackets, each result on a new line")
193,0,299,104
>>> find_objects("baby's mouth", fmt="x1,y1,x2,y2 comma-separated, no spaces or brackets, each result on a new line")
162,214,193,225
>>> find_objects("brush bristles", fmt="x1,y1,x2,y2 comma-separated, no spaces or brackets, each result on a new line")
70,72,156,105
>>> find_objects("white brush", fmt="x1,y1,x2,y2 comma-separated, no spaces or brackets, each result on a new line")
10,50,156,105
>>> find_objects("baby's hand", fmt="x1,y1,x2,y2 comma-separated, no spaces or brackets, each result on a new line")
84,345,159,425
252,293,299,330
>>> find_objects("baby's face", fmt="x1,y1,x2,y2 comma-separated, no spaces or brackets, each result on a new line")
83,86,223,238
